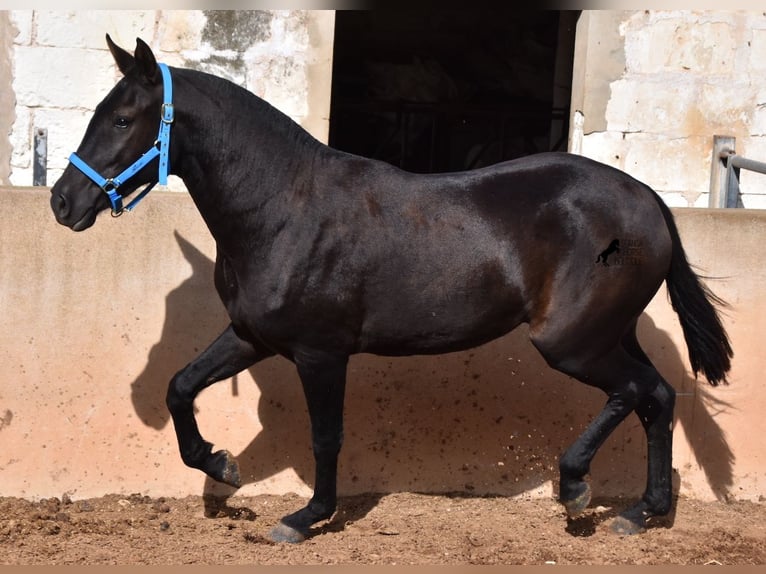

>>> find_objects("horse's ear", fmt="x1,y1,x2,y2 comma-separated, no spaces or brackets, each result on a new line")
106,33,135,76
134,37,160,85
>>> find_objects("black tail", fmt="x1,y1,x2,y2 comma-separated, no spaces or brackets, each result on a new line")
654,196,733,385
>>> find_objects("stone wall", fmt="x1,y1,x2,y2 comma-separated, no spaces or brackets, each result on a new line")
571,10,766,208
0,12,14,185
5,10,335,188
6,10,766,208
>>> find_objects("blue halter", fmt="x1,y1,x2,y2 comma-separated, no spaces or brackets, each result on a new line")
68,63,174,217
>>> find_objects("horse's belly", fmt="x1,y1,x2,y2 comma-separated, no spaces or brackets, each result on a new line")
358,296,525,356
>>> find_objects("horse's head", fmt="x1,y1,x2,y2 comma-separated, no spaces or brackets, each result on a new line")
51,35,168,231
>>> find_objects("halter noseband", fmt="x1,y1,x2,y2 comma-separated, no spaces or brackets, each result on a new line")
68,62,174,217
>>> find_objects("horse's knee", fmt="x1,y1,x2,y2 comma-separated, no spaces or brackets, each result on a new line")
636,378,676,430
656,379,676,410
165,368,194,414
312,430,344,458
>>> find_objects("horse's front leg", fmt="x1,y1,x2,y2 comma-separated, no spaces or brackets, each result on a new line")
269,352,348,543
166,324,273,487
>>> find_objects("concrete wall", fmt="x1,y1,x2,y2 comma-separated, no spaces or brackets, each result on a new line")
0,187,762,504
5,10,335,188
570,11,766,208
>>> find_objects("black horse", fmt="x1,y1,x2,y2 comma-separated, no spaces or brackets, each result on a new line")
50,37,732,542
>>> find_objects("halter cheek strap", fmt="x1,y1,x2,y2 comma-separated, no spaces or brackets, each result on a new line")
68,62,174,217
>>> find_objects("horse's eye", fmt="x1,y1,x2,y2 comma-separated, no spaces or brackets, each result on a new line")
114,116,131,129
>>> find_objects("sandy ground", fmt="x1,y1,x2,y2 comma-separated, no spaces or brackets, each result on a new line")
0,491,763,565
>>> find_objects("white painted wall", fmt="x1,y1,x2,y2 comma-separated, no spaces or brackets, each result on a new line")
6,10,766,208
571,11,766,209
6,10,335,189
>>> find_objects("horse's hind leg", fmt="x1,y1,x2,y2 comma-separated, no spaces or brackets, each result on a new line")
608,377,675,534
607,324,677,534
166,324,273,487
531,331,664,523
536,325,677,534
270,351,348,543
555,367,646,517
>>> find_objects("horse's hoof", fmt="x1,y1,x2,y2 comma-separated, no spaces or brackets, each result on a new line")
212,450,241,488
269,521,306,544
562,483,592,517
609,515,646,535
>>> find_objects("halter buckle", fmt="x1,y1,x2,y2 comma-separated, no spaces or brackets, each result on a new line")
161,103,174,124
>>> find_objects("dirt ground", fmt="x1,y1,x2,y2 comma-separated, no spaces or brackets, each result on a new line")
0,491,763,565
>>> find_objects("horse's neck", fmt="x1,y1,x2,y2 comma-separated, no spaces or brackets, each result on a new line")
173,71,321,250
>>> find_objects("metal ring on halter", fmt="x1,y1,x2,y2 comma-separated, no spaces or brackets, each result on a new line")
110,203,125,217
102,179,125,217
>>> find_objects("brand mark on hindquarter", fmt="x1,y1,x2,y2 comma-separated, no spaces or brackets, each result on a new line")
596,238,644,267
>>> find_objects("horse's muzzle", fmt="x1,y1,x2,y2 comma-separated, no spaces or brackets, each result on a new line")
50,186,97,231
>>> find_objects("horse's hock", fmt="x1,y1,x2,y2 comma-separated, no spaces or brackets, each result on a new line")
0,186,763,504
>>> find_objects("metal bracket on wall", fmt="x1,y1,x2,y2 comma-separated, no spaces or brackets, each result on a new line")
709,135,766,208
33,127,47,187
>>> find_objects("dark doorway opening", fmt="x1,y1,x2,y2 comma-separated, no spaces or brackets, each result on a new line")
329,10,578,174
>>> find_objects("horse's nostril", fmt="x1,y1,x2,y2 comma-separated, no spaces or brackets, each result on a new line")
52,192,70,218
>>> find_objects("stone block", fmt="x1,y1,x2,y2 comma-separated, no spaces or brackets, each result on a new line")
749,28,766,71
738,172,766,198
249,56,308,120
742,194,766,209
10,166,32,187
9,10,33,45
13,46,115,109
30,108,93,170
158,11,206,53
692,192,710,208
624,17,738,75
580,131,627,171
747,106,766,137
657,192,691,208
698,81,751,136
606,78,698,136
623,17,680,74
622,134,709,194
9,107,30,171
34,11,156,49
737,136,766,197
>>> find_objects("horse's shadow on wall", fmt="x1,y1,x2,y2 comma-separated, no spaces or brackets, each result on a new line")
130,232,735,533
